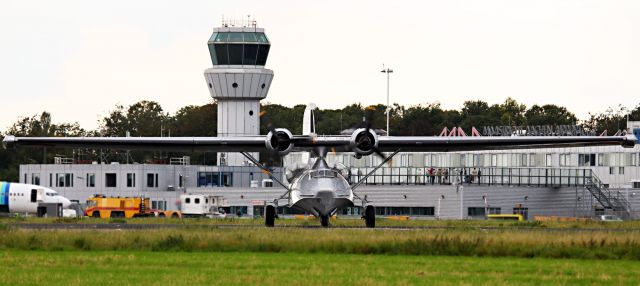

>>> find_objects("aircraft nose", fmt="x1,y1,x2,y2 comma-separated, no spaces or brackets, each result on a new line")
61,197,71,208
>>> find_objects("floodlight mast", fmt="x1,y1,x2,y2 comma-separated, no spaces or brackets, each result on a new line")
381,65,393,135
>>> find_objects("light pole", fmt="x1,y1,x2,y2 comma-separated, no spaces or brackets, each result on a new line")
606,107,614,134
621,106,629,133
380,65,393,135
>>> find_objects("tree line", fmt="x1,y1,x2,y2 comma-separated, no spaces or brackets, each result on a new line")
1,98,638,181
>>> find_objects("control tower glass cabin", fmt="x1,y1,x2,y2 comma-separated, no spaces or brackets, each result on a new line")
207,30,270,66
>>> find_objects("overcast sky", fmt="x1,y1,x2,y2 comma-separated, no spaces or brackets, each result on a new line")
1,0,638,130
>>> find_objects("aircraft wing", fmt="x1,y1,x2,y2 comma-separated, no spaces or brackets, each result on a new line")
3,134,636,153
376,135,637,152
1,136,269,152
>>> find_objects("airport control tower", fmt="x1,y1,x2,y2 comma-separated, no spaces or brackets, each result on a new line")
204,19,273,166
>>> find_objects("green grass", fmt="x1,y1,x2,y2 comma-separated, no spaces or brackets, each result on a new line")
2,228,640,260
3,220,640,285
1,250,638,285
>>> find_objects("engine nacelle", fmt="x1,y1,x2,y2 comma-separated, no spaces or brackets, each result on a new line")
265,128,294,156
349,128,378,156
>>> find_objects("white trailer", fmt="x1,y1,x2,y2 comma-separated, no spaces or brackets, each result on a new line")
180,194,228,218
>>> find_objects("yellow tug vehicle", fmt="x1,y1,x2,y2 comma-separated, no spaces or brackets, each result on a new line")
85,195,181,218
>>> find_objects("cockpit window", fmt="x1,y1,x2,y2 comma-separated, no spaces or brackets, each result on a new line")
297,170,351,196
310,170,337,178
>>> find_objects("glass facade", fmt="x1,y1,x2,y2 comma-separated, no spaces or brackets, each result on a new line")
468,207,501,217
208,32,270,66
210,32,269,43
56,173,73,188
197,171,233,187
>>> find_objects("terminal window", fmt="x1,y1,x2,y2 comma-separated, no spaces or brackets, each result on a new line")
56,173,73,188
198,172,233,187
341,207,362,215
375,207,435,216
105,173,117,188
152,200,166,211
31,173,40,185
578,154,596,166
127,173,136,188
559,154,570,166
220,206,248,216
86,173,95,188
147,173,159,188
468,207,501,217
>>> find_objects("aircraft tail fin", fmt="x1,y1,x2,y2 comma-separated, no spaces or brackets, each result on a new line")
302,103,317,135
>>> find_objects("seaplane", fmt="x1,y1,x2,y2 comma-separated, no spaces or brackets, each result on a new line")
3,106,635,227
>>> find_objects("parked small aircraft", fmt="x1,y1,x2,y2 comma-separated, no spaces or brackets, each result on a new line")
0,181,72,215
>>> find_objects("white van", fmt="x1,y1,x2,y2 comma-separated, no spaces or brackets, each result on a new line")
180,194,228,218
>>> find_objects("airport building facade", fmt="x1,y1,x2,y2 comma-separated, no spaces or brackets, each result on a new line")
19,142,640,219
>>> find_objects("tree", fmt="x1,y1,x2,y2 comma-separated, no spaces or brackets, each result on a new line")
260,104,305,135
99,101,169,137
496,98,527,126
459,100,501,131
171,103,217,136
100,104,128,136
627,103,640,122
126,101,169,137
525,104,577,126
396,103,459,135
582,109,626,135
0,112,89,181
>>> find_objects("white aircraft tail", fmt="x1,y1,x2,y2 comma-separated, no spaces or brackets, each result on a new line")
302,103,317,135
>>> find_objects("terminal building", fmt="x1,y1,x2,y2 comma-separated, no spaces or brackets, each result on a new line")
19,141,640,219
18,21,640,220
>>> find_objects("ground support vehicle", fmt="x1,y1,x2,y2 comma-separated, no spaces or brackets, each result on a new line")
85,195,181,218
180,194,228,218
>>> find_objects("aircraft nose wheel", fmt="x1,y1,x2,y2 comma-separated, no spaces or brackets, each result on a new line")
364,205,376,228
320,215,330,228
265,205,276,227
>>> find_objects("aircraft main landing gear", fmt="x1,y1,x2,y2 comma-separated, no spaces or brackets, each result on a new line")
265,205,276,227
364,205,376,228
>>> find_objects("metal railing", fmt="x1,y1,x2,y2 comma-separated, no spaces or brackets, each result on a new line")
349,166,596,188
586,174,631,218
170,156,190,165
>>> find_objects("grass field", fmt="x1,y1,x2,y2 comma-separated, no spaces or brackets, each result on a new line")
1,250,639,286
3,219,640,285
2,227,640,259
